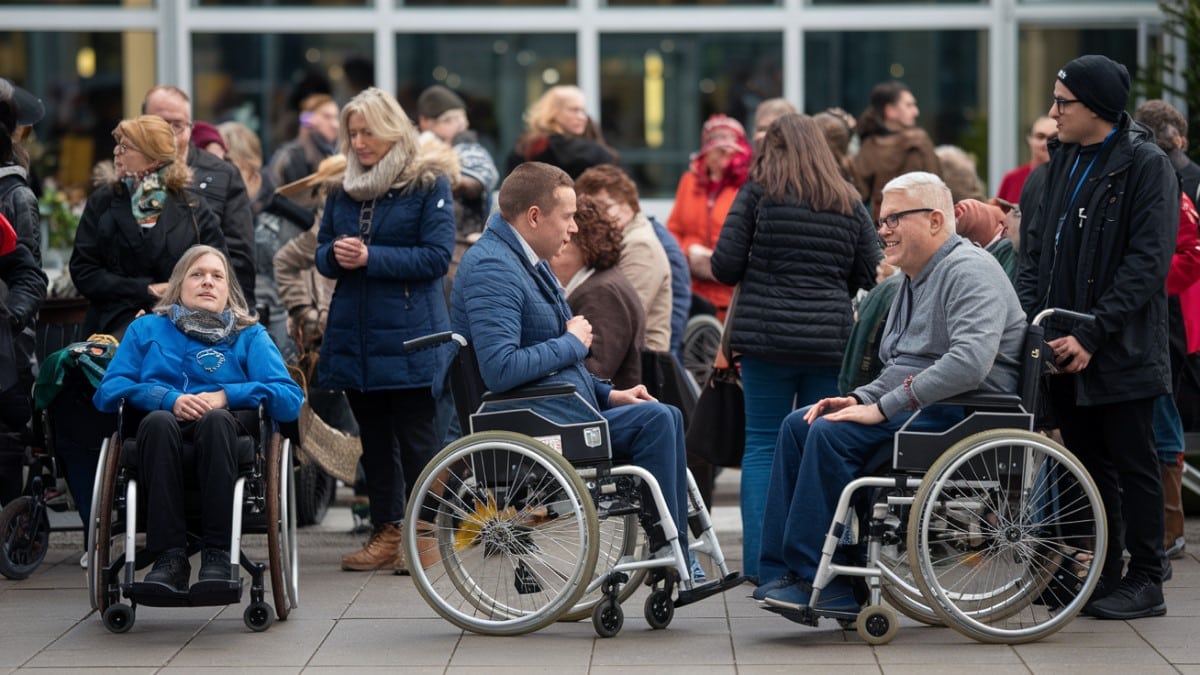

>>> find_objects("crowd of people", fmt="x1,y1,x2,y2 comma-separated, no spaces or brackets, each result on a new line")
1,50,1198,626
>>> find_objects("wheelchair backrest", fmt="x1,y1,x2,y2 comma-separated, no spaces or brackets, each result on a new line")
448,343,487,433
1017,322,1048,413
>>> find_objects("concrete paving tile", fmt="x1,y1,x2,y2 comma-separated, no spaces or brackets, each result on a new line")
588,617,734,666
169,618,334,667
159,668,301,675
1013,645,1171,666
0,589,92,620
1027,666,1179,675
23,618,203,668
882,667,1031,675
10,669,156,675
1177,667,1200,674
590,667,737,675
873,644,1022,665
308,618,460,667
738,667,881,675
305,669,444,675
450,625,596,667
449,667,590,675
340,575,443,620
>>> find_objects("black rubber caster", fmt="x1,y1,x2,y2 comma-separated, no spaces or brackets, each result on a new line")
644,589,674,630
592,599,623,638
102,603,135,633
244,602,276,632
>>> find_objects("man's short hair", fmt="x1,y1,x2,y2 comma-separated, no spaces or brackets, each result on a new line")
882,171,953,219
574,164,639,213
498,162,573,222
141,85,190,114
1135,99,1188,154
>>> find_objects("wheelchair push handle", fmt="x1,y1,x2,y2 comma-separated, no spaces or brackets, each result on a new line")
402,331,467,353
1031,307,1095,328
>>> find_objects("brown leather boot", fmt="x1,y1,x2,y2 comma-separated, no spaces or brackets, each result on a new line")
1163,461,1186,559
342,522,402,571
413,520,442,570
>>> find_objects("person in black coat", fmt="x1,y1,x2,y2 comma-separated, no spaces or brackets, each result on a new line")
70,115,226,338
143,86,257,308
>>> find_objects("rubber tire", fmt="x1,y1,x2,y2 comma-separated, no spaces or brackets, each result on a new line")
102,603,135,634
90,434,123,614
293,459,334,527
644,589,674,630
0,496,50,580
593,599,624,638
856,605,899,645
559,513,646,622
266,435,298,620
681,314,723,387
244,601,276,632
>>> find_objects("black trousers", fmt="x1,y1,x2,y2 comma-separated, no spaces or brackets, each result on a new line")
136,409,239,553
345,388,440,526
1047,377,1165,583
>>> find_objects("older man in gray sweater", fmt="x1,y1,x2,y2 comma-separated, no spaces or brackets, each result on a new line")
752,171,1027,616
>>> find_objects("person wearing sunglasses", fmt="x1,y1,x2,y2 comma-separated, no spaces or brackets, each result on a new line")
1016,54,1178,621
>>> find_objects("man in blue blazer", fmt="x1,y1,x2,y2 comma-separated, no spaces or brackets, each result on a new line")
450,161,691,567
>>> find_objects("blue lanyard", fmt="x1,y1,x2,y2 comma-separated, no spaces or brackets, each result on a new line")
1053,127,1117,248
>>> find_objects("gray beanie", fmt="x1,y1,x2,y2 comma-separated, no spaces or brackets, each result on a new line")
1057,55,1130,123
417,85,466,120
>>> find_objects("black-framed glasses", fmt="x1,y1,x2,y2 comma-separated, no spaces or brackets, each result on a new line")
1053,96,1081,114
877,208,934,231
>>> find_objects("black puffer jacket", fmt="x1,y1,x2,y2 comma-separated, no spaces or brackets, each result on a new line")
711,180,881,365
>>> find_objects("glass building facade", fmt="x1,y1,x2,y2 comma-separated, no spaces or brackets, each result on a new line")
0,0,1174,207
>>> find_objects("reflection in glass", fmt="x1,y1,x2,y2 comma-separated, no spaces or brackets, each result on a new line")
195,0,364,4
395,33,576,175
805,30,988,182
404,0,565,5
191,33,373,158
599,32,782,198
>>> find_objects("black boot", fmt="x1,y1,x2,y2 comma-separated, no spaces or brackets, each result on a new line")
198,548,232,582
144,548,191,592
1085,574,1166,620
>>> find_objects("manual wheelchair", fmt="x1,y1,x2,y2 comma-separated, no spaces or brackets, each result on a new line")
87,402,298,633
399,332,744,637
763,308,1108,645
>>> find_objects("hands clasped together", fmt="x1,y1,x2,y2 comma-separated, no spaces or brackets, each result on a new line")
172,389,228,421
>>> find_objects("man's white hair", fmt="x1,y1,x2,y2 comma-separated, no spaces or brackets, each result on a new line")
881,171,954,223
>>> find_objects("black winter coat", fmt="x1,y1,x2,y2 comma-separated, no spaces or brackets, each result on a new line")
1017,114,1177,405
70,182,226,337
711,180,881,365
0,170,42,263
188,146,257,307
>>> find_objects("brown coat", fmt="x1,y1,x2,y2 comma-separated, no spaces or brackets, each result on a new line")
852,127,942,220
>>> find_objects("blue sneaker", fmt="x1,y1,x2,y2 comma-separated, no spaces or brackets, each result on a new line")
764,576,860,615
751,572,800,601
689,554,707,583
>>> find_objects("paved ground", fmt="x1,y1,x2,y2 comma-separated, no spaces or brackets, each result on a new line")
3,469,1200,674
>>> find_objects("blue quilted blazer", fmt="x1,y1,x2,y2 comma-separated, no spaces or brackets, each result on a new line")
316,177,455,391
450,214,612,409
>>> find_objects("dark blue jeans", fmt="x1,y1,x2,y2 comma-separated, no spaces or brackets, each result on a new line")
605,401,688,546
758,404,963,584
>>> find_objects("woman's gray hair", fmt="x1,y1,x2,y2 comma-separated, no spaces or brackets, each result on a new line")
153,245,257,327
881,171,954,220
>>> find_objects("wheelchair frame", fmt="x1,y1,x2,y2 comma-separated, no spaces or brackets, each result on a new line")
400,332,743,637
761,308,1108,644
87,402,298,633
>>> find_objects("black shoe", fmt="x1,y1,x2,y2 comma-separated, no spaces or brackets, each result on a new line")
1085,576,1166,620
198,548,232,582
144,548,191,592
1079,575,1118,617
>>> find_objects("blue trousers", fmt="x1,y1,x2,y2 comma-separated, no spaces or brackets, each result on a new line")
605,401,688,545
758,404,963,584
1152,393,1184,464
738,356,839,578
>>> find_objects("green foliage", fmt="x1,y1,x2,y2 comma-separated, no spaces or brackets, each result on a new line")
38,179,83,251
1135,0,1200,161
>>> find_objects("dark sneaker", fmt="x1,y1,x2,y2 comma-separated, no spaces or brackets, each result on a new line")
144,548,191,592
752,573,799,601
198,549,232,582
1080,575,1118,617
764,576,861,615
1085,576,1166,620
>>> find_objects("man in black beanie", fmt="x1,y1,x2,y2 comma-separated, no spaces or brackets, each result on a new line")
1017,54,1178,620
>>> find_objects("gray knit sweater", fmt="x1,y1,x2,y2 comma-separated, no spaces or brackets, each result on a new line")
853,234,1025,419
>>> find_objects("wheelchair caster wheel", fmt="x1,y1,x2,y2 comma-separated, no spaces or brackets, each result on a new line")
102,604,135,633
244,602,276,632
644,589,674,630
592,599,623,638
856,605,898,645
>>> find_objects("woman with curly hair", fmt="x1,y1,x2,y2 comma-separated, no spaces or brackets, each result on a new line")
505,85,616,179
549,193,646,389
70,115,226,338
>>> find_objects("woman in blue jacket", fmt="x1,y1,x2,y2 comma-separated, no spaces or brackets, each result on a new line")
95,245,303,592
315,88,458,574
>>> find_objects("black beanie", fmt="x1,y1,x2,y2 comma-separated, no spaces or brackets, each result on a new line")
417,85,466,120
1057,54,1130,123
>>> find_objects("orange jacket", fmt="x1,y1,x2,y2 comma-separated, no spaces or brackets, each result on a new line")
666,171,738,314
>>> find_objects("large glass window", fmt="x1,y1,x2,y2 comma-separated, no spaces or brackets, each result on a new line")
404,0,567,6
191,33,373,158
196,0,365,5
395,33,576,172
805,29,988,182
599,32,783,198
1,31,155,197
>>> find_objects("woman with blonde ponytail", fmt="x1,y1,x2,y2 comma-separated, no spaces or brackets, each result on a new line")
70,115,227,338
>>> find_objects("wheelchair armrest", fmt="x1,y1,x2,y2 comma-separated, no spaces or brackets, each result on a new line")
936,391,1023,409
480,383,578,402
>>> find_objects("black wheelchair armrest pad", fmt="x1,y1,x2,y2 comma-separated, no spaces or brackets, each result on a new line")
936,391,1022,409
481,382,578,402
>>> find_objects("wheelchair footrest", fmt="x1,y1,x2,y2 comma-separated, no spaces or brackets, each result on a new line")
124,579,244,607
674,572,746,608
762,602,857,624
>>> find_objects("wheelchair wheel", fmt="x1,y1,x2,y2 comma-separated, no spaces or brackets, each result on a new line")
878,537,943,626
681,314,723,386
0,496,50,580
405,431,599,636
558,513,646,622
908,429,1107,644
294,460,335,527
266,435,299,619
89,434,122,613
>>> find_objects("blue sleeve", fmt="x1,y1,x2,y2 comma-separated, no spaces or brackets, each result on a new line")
314,190,341,279
365,177,455,281
93,318,180,413
222,326,305,422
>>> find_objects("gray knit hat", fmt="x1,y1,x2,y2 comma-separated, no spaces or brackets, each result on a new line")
1057,55,1130,123
417,85,466,120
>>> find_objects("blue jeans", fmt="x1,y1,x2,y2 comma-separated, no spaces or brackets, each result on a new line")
738,356,839,578
758,404,963,584
605,401,689,546
1152,393,1184,464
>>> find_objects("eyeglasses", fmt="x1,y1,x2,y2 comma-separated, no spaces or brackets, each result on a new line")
168,120,192,136
112,139,139,155
1052,97,1082,115
877,208,934,231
